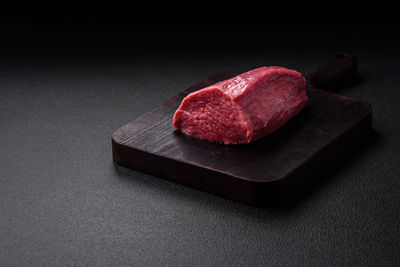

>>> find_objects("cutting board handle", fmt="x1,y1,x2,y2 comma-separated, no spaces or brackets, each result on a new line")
308,52,358,90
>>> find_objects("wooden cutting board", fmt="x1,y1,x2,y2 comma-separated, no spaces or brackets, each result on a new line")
112,53,372,206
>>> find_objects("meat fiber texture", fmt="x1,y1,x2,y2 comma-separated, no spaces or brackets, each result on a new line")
173,66,308,145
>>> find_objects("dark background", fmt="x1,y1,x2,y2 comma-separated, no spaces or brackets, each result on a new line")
1,4,399,266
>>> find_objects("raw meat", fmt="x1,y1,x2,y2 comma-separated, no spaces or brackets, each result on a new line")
173,66,307,145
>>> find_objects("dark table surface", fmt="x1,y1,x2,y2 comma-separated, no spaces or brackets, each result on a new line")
0,19,399,266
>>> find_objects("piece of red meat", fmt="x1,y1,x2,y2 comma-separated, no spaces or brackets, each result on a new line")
173,66,307,145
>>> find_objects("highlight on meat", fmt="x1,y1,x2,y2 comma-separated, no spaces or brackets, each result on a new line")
173,66,308,145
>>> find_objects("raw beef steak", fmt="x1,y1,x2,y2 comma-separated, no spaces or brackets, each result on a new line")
173,66,307,145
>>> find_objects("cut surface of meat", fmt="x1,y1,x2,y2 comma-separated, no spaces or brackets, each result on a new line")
173,66,308,145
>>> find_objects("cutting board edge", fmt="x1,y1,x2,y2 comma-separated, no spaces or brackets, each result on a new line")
112,107,372,206
112,136,276,205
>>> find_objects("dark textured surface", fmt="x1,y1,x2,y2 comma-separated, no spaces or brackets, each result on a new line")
0,22,399,266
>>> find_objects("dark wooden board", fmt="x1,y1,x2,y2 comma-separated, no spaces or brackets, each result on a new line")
112,54,372,206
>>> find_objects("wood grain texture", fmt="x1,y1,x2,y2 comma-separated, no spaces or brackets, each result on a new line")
112,66,372,206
